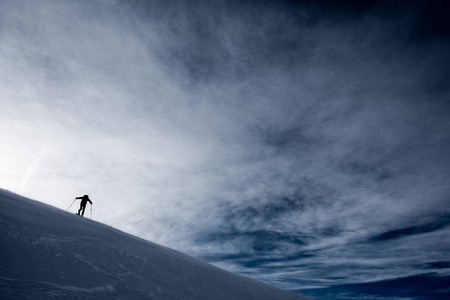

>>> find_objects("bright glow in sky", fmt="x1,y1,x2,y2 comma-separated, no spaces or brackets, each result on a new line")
1,1,449,298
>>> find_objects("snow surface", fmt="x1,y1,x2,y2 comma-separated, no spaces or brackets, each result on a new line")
0,189,309,300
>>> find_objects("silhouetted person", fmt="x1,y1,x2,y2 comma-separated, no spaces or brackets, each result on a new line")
76,195,92,217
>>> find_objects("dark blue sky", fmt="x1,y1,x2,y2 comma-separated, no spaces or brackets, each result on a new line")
1,1,449,299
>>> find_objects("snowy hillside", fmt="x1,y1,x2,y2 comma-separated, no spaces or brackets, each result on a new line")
0,189,308,300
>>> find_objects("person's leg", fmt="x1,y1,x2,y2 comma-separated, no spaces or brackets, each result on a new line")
81,204,86,216
77,203,83,215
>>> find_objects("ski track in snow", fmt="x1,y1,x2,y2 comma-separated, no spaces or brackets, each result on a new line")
0,276,116,299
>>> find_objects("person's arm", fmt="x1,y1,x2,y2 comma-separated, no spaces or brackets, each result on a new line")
88,199,93,204
76,196,82,199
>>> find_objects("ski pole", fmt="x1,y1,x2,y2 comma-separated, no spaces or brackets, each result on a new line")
67,199,77,211
90,203,93,220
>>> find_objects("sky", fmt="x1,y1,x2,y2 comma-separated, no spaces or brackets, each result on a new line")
0,0,449,299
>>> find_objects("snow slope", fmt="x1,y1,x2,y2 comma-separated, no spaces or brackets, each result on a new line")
0,189,309,300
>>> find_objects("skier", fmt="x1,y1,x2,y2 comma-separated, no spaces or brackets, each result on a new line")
75,195,92,217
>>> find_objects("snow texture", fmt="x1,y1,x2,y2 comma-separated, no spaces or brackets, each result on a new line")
0,188,308,300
